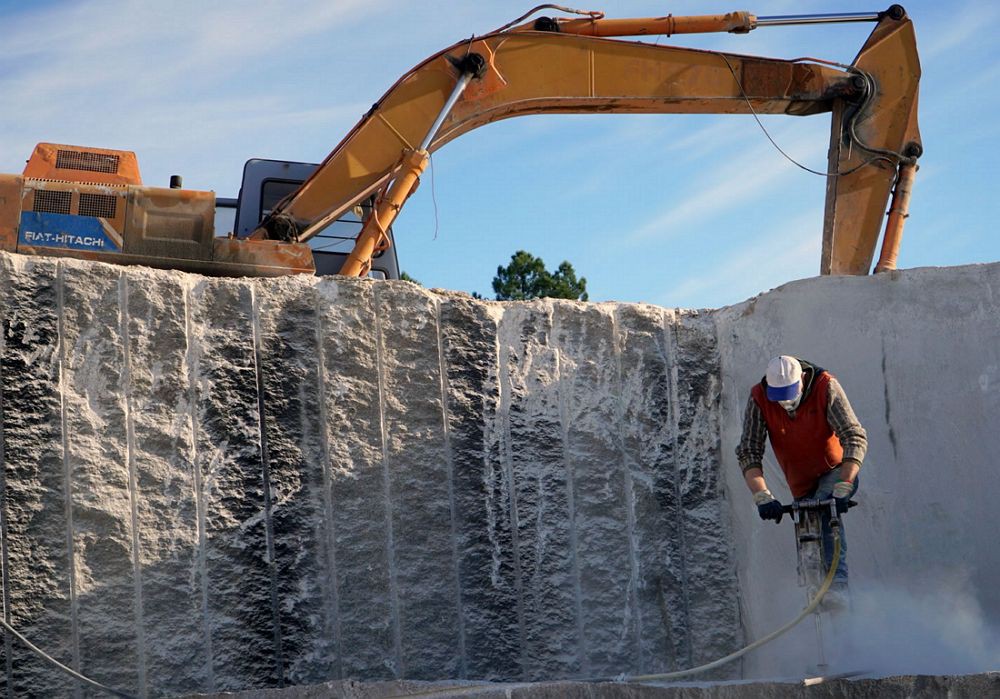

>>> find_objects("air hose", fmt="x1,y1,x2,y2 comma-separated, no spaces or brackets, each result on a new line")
0,617,137,698
387,533,842,697
623,532,841,683
2,532,840,698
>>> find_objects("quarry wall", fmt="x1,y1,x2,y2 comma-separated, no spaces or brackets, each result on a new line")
1,252,996,697
715,262,1000,678
0,252,740,697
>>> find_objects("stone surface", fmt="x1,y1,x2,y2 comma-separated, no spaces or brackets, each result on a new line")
179,672,1000,698
714,262,1000,679
0,253,996,696
0,257,75,697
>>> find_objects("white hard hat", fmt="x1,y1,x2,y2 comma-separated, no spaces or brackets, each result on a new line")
766,355,802,401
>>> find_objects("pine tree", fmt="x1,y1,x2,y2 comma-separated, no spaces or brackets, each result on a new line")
492,250,588,301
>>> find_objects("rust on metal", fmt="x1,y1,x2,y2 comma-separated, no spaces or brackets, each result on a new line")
874,161,917,273
821,15,921,274
23,143,142,186
11,238,315,277
339,149,426,277
209,238,316,276
22,180,129,246
124,186,215,260
0,175,23,251
739,59,794,98
460,40,508,103
509,12,756,36
5,9,922,281
8,168,316,276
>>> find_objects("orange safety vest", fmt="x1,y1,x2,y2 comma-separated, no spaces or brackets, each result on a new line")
751,371,843,498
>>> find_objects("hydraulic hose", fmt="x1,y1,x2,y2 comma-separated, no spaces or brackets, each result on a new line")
0,617,137,698
3,527,840,699
624,533,841,682
388,534,842,697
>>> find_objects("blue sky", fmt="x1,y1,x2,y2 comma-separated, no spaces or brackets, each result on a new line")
1,0,996,307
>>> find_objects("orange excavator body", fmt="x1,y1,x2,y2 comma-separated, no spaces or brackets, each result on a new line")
0,143,314,276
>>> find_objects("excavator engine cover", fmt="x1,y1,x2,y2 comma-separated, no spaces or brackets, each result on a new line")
2,144,314,276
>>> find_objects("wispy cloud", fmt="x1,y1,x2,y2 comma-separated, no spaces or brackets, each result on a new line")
0,0,392,190
924,59,1000,120
654,210,821,308
0,1,378,100
626,122,827,244
921,2,999,60
663,118,748,160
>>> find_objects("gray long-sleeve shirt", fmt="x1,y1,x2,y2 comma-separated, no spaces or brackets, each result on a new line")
736,375,868,474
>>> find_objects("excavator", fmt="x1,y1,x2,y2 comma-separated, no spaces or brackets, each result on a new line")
0,5,921,281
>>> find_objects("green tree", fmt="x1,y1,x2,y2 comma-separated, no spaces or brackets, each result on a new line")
492,250,588,301
400,271,422,285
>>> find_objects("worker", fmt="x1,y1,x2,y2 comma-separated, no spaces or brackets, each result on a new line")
736,355,867,597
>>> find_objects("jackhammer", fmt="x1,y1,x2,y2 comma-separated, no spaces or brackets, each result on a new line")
782,497,859,674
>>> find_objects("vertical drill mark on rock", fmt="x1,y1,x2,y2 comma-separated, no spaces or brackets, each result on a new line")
441,300,513,680
250,287,284,686
373,292,403,677
611,310,644,669
183,281,215,691
0,295,11,696
655,577,675,667
56,263,82,698
434,299,467,678
497,311,529,680
663,313,693,669
881,338,898,461
313,284,343,679
119,274,148,698
552,313,588,679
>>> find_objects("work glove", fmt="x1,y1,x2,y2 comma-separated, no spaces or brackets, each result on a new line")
753,489,783,524
831,480,854,514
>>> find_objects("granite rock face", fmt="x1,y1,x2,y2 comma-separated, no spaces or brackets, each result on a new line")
0,253,739,697
714,262,1000,679
183,672,1000,699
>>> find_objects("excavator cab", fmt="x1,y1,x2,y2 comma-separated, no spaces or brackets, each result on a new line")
228,159,400,279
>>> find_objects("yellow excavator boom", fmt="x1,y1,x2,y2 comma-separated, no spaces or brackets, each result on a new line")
253,5,921,278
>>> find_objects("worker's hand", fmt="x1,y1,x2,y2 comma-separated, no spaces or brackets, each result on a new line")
758,500,784,523
753,489,783,524
832,479,854,514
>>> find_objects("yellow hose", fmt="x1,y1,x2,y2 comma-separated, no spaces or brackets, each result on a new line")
627,532,841,682
389,534,842,696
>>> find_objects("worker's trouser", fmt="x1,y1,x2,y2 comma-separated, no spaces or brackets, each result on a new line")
796,467,859,585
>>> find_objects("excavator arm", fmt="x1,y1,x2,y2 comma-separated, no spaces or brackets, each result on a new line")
823,13,921,273
253,6,921,278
